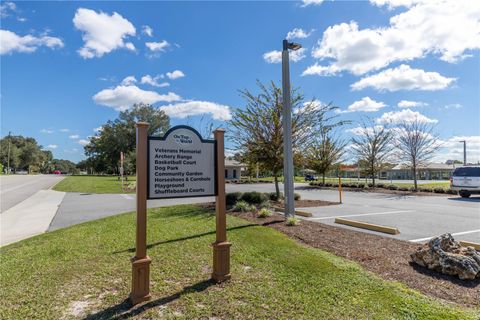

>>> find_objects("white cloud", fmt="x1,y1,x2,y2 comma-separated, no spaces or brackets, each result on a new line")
351,64,455,91
307,1,480,75
0,30,63,55
59,128,70,132
159,100,232,121
377,109,437,124
78,139,89,146
94,126,103,132
397,100,428,108
301,0,324,7
301,63,337,76
340,97,387,113
263,48,306,63
286,28,314,40
121,75,137,86
0,2,15,18
346,125,386,136
40,129,54,134
145,40,169,52
73,8,136,59
140,75,169,87
369,0,421,9
46,144,57,149
165,70,185,80
142,25,153,37
92,85,181,111
434,135,480,163
69,134,80,139
444,103,462,109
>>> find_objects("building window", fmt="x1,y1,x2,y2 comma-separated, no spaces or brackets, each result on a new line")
225,169,228,178
233,169,237,179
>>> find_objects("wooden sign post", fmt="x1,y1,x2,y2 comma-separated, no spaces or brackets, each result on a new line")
130,122,152,304
129,124,231,305
212,129,231,282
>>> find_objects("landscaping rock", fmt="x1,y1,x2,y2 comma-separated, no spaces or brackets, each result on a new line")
411,233,480,280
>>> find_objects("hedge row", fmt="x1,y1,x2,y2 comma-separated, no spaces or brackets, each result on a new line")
309,182,457,194
226,191,301,206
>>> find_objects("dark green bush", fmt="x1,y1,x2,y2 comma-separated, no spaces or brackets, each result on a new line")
349,184,357,188
433,188,445,193
367,183,374,188
388,185,398,190
268,192,284,201
332,183,339,188
357,183,365,188
342,183,350,188
325,183,332,187
419,187,432,192
226,192,243,206
446,189,457,195
294,193,301,201
376,183,385,188
398,187,409,191
241,191,268,204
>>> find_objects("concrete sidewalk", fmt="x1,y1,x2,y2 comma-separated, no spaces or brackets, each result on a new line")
1,190,66,246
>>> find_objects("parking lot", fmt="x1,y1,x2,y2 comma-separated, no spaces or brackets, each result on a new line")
228,183,480,243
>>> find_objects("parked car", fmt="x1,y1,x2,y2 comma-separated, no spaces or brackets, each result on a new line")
304,174,318,182
451,166,480,198
53,170,62,175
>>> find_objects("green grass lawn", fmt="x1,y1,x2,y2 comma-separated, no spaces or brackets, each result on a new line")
1,205,477,319
53,175,136,193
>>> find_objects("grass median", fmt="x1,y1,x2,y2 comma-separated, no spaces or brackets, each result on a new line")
1,205,477,319
53,175,135,193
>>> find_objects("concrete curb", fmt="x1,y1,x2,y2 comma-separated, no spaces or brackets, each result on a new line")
335,217,400,235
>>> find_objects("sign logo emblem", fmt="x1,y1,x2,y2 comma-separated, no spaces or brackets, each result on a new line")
173,133,193,146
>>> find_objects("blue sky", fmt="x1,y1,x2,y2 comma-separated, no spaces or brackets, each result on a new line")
1,0,479,163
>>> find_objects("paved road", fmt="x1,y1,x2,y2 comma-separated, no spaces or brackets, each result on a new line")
0,175,64,212
48,183,480,243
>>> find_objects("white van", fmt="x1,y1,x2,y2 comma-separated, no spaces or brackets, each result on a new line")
451,166,480,198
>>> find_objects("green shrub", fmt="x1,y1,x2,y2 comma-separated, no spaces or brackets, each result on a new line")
419,187,432,192
388,185,398,190
258,208,272,218
433,187,445,193
367,183,374,188
233,201,250,212
325,183,332,187
376,183,385,188
342,183,350,188
226,192,243,206
409,187,417,192
332,183,339,188
294,193,301,201
241,191,268,204
398,187,409,191
268,192,284,201
357,183,365,188
286,217,300,226
350,184,357,188
446,189,457,195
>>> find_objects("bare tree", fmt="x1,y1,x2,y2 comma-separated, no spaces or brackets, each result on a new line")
230,80,345,198
305,127,348,184
351,120,393,187
395,118,441,191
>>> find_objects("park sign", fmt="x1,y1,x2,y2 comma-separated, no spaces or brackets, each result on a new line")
147,126,217,199
129,122,230,305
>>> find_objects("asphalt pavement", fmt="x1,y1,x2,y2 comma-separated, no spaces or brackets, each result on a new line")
0,174,64,212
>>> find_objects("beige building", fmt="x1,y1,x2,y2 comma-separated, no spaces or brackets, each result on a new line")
383,163,461,180
224,159,246,181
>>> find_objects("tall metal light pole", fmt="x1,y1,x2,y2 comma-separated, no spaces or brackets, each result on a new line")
282,40,301,218
459,140,466,165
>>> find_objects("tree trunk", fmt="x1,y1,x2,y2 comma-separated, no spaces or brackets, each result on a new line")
274,174,280,199
322,173,325,184
371,163,375,187
413,165,418,191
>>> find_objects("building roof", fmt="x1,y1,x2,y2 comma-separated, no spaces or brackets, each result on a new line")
225,159,246,168
389,163,462,170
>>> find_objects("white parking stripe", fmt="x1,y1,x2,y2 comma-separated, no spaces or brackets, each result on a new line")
410,229,480,243
307,210,414,220
121,194,134,200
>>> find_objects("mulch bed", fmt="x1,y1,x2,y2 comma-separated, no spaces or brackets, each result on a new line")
219,207,479,307
290,199,338,208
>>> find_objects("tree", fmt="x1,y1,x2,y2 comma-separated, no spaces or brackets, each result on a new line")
230,80,345,198
395,118,441,191
351,120,393,187
84,103,170,174
305,127,347,183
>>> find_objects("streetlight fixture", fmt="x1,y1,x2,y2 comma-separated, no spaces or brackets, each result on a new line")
281,40,301,218
459,140,466,165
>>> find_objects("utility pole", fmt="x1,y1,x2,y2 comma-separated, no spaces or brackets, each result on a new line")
6,131,11,175
281,39,301,218
459,140,466,165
